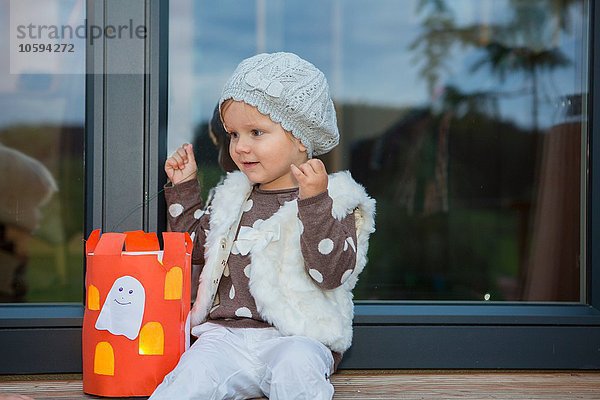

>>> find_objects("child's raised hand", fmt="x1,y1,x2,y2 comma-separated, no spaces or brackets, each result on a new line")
291,159,328,199
165,143,198,185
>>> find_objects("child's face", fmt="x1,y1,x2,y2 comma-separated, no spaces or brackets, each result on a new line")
223,100,309,190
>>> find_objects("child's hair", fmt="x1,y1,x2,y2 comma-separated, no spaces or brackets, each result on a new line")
219,52,339,158
209,104,238,172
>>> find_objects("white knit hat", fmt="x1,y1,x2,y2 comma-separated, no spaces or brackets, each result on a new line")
219,52,339,157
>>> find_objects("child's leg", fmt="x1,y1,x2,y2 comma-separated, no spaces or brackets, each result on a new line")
150,323,264,400
257,335,335,400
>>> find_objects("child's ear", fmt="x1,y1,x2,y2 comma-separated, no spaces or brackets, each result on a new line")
295,138,307,153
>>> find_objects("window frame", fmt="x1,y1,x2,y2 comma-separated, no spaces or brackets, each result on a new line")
0,0,598,373
0,0,168,374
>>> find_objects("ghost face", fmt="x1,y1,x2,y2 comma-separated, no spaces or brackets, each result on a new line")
95,276,145,340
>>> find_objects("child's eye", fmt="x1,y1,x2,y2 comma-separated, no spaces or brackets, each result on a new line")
228,131,239,139
251,129,264,137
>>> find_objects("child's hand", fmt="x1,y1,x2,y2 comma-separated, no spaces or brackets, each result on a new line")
165,143,198,185
291,159,328,199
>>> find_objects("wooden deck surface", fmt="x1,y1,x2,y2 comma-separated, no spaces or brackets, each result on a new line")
0,371,599,399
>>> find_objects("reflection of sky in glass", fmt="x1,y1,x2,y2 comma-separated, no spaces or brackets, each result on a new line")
169,0,588,150
0,0,586,138
0,0,85,128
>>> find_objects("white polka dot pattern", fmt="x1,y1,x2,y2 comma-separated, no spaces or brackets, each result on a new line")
168,180,363,326
309,268,324,283
318,238,334,255
168,203,184,217
235,307,252,318
340,269,353,284
346,237,356,252
243,199,254,212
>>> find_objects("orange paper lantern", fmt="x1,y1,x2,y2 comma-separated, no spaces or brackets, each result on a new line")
82,229,192,397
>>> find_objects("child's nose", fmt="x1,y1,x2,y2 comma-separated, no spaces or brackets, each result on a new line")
233,135,251,153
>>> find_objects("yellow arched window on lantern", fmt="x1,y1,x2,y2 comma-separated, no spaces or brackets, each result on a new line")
139,322,164,355
87,285,100,310
164,266,183,300
94,342,114,376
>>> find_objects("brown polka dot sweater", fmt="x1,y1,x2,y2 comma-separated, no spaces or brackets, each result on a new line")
165,178,357,369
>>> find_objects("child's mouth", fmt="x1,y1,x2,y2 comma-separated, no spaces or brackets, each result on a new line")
243,161,259,169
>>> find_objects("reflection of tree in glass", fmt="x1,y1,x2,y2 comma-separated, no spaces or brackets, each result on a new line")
471,42,570,133
411,0,575,131
364,0,583,301
409,0,456,96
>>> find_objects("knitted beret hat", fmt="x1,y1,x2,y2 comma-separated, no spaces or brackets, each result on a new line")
219,52,339,157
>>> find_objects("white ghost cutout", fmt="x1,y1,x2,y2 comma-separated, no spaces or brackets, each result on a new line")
95,275,146,340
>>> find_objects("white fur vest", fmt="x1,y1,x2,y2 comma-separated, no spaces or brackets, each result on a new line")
190,171,375,353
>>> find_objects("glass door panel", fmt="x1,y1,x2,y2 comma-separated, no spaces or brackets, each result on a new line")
1,0,85,302
168,0,589,302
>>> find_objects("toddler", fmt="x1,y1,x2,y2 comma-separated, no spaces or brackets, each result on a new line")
151,52,375,400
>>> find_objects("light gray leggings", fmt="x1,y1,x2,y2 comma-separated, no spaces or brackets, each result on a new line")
149,323,335,400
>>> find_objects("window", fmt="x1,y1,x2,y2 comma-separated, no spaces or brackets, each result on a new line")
0,0,167,373
0,0,85,303
1,0,598,373
168,0,600,369
169,0,589,302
